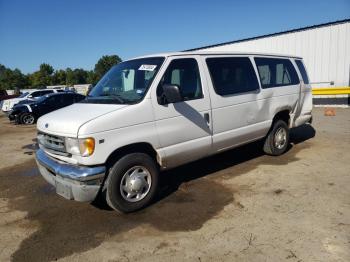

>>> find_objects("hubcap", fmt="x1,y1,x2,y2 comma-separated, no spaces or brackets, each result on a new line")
23,114,34,124
120,166,152,202
274,127,287,149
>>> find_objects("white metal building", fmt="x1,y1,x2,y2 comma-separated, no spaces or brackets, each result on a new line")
188,19,350,89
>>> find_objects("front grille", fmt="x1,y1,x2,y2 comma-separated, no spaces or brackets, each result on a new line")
38,132,66,153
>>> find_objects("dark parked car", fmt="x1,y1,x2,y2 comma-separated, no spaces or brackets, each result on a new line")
9,92,85,124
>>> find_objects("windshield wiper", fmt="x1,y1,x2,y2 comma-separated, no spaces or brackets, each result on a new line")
88,94,125,104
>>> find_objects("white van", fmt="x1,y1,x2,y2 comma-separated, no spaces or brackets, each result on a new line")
2,89,63,113
35,52,312,213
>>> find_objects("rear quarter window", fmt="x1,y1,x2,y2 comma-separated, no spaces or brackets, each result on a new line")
295,60,310,84
206,57,260,96
254,57,299,88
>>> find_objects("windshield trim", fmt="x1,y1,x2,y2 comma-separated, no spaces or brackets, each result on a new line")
19,92,29,98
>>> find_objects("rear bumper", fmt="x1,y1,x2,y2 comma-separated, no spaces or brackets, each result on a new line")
294,112,312,127
35,149,106,202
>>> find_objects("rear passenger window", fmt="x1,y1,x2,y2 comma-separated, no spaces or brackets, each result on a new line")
31,91,42,98
41,90,54,95
158,58,203,102
206,57,259,96
295,60,310,84
32,90,54,97
254,58,299,88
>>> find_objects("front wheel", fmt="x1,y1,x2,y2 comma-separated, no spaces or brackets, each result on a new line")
263,120,289,156
20,113,35,125
105,153,159,213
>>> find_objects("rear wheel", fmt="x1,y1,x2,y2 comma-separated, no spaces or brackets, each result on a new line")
105,153,159,213
20,113,35,125
263,120,289,156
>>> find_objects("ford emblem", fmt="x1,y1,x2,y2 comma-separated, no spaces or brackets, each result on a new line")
45,123,49,128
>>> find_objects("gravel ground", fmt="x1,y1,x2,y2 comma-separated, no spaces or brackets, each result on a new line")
0,108,349,262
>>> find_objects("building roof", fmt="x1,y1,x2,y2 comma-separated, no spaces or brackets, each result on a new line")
185,18,350,52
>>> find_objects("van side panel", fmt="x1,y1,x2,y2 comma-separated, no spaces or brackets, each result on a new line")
202,55,300,153
253,57,301,128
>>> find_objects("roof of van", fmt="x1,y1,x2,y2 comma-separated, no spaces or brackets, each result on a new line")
131,51,303,60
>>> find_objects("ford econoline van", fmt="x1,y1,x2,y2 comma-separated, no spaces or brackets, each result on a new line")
35,52,313,213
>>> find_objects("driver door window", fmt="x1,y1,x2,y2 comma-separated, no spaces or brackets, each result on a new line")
157,58,203,103
30,91,41,98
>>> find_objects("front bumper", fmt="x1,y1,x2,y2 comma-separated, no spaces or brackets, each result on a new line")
2,110,10,116
8,111,16,121
35,149,106,202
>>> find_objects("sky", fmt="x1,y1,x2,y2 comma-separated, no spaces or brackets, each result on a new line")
0,0,349,74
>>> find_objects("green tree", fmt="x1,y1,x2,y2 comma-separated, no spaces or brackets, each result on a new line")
52,69,67,85
29,63,54,88
0,64,28,90
86,70,97,85
73,69,88,84
94,55,122,81
39,63,54,75
65,68,75,86
1,54,122,89
11,69,28,89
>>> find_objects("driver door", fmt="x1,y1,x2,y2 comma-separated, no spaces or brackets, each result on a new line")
151,56,212,168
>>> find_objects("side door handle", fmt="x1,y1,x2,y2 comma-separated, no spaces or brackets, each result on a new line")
204,112,210,125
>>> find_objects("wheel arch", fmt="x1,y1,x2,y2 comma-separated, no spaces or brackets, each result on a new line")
20,111,36,124
105,142,161,171
272,109,291,126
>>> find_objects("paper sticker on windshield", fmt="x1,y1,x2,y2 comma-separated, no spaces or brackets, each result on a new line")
139,64,157,71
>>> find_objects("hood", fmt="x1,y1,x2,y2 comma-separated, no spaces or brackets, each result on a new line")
9,97,35,107
9,97,27,103
4,98,21,106
37,103,128,136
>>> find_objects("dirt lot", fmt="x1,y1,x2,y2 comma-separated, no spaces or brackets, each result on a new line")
0,108,349,262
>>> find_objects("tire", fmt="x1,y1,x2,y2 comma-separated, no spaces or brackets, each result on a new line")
263,120,289,156
20,113,35,125
105,153,159,213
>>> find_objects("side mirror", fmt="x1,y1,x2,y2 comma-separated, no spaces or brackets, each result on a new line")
162,84,182,104
28,95,33,98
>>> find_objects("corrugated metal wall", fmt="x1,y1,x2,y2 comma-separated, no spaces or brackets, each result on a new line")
201,22,350,88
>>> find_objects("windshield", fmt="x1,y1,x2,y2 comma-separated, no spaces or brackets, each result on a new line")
19,92,29,98
84,57,165,104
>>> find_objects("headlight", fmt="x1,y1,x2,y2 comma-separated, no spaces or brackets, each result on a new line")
65,137,95,157
65,138,80,155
